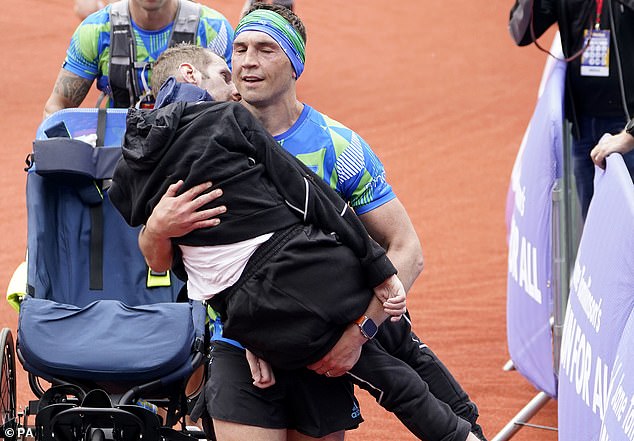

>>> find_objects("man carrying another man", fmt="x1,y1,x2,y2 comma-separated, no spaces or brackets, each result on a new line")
139,4,486,441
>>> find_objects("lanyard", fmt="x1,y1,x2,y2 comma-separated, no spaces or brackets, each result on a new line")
595,0,604,29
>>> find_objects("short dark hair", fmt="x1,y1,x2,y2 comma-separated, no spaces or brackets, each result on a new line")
151,44,216,96
244,2,307,44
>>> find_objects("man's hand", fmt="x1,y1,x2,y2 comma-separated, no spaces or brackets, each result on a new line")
245,349,276,388
307,324,366,377
307,279,402,377
590,131,634,169
374,274,407,322
139,180,225,271
145,180,226,239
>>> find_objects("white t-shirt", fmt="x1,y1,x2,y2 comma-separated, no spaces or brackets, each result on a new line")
179,233,273,301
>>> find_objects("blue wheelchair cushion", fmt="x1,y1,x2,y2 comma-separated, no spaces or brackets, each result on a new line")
33,138,122,181
18,297,196,382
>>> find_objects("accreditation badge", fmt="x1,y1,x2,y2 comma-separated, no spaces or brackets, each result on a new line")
580,29,610,77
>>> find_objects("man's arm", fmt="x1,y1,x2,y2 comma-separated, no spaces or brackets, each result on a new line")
43,69,93,119
138,224,174,274
307,274,406,377
306,199,420,375
359,197,424,293
139,180,225,271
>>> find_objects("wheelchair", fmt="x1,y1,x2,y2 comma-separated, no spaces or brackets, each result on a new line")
1,109,211,441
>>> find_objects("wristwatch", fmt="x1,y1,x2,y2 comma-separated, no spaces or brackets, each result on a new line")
625,118,634,138
355,315,378,340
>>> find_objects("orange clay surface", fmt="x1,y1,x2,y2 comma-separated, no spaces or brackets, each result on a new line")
0,1,558,440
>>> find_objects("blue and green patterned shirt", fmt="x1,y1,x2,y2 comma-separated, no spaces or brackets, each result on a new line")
212,104,395,349
274,104,395,214
63,3,233,101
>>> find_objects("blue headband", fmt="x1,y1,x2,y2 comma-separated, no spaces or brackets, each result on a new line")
235,10,306,78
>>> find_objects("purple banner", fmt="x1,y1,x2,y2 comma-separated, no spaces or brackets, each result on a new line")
505,51,565,398
600,308,634,441
558,154,634,441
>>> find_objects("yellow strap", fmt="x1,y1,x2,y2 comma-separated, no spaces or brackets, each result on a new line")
6,261,28,312
207,304,219,321
146,268,172,288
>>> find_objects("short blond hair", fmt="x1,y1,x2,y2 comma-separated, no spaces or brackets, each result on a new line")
151,44,217,97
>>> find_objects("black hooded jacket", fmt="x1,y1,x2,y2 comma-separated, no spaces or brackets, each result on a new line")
109,100,396,288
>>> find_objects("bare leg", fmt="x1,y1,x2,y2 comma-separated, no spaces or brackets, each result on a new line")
213,419,287,441
214,423,344,441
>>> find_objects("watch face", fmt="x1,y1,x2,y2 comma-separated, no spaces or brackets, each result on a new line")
361,318,378,339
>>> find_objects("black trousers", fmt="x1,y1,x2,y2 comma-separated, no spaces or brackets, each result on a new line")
350,317,487,441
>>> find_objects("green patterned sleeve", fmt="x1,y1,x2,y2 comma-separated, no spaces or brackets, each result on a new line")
63,17,109,79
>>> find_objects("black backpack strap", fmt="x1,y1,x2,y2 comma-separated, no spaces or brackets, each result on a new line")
91,108,109,290
108,0,199,108
96,108,107,147
170,0,201,46
109,0,139,108
89,203,104,290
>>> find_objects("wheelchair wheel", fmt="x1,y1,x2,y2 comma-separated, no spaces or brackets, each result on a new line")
0,328,17,441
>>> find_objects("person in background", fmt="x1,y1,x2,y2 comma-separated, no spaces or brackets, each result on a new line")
591,117,634,168
44,0,233,118
509,0,634,219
